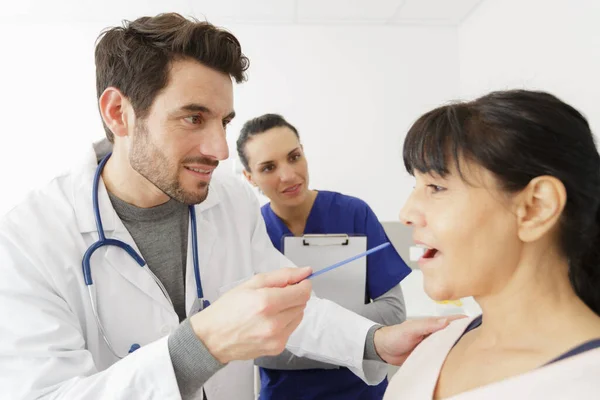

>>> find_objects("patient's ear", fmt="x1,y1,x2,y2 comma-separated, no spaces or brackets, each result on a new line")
515,176,566,242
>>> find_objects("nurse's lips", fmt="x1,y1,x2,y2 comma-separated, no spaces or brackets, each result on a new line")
282,184,301,194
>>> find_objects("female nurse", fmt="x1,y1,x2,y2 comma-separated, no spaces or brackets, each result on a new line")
236,114,412,400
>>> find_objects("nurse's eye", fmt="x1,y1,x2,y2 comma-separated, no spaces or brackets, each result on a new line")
184,114,203,125
261,164,275,173
289,153,301,162
427,184,446,194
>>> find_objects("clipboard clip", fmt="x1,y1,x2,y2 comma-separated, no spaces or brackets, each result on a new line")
302,234,349,246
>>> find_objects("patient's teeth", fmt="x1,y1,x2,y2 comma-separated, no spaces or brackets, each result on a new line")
410,246,426,261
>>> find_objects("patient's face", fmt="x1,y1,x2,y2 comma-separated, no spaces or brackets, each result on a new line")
399,161,522,301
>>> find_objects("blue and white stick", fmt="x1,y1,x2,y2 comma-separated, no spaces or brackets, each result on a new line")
305,242,392,280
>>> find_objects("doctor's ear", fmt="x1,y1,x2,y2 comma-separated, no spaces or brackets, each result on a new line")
242,169,257,187
98,87,133,139
515,176,566,243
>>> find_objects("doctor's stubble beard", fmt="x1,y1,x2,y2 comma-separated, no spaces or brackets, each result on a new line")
129,122,218,205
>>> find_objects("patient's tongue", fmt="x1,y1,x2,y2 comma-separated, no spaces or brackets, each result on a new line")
424,248,438,258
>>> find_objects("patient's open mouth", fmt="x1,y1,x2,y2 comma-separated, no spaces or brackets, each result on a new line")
423,248,439,259
414,243,441,265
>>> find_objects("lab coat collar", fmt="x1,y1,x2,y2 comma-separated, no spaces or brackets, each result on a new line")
73,139,221,234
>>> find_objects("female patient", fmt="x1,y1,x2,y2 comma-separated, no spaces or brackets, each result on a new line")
385,90,600,399
237,114,412,400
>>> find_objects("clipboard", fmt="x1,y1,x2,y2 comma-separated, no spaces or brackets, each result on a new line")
283,234,367,313
253,234,368,380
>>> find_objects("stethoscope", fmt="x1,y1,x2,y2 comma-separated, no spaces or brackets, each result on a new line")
82,153,210,359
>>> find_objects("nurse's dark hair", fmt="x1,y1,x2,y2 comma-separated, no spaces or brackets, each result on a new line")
236,114,300,171
95,13,249,142
404,89,600,315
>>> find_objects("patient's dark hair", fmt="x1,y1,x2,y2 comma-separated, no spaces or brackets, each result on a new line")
403,89,600,315
237,114,299,171
95,13,249,142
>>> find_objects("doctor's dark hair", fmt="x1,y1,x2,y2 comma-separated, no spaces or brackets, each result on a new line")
236,114,300,171
95,13,249,142
403,89,600,315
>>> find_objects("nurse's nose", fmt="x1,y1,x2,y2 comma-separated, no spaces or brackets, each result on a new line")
278,163,296,182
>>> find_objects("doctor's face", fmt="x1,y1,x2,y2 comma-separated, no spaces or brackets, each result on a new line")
243,127,311,207
399,161,521,301
129,59,235,205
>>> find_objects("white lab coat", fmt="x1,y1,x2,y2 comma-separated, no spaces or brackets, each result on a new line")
0,145,387,400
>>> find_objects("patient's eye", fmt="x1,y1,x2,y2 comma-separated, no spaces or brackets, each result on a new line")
427,184,446,194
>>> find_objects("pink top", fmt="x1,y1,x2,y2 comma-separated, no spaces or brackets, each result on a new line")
384,317,600,399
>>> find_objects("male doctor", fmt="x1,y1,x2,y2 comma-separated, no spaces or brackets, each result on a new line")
0,13,454,400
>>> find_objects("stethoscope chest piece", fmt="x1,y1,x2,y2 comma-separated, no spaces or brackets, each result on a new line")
189,297,211,316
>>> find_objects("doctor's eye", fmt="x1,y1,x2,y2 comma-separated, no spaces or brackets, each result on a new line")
184,115,203,125
261,164,275,173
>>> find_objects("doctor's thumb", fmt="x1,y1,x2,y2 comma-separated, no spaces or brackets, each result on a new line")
419,314,468,335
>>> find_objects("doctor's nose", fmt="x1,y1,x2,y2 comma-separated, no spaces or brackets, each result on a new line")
198,123,230,161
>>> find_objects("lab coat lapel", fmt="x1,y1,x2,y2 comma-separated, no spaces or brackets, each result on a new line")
102,218,176,313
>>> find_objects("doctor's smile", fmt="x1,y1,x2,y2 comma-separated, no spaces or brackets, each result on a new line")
183,160,217,183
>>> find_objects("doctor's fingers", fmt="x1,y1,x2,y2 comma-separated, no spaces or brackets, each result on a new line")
260,305,307,355
257,280,312,314
405,314,468,340
245,266,313,290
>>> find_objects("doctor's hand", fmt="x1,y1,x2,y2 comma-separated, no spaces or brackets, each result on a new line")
373,315,467,366
190,267,313,364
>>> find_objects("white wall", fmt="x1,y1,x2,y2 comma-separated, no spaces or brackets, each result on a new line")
0,20,458,220
459,0,600,138
225,24,459,220
0,22,105,215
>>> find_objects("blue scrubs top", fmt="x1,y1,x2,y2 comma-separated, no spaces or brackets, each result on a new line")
260,191,412,400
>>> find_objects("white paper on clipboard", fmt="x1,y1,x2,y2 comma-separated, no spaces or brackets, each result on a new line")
283,234,367,313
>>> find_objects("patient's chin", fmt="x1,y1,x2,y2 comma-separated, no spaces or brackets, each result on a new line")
424,281,458,303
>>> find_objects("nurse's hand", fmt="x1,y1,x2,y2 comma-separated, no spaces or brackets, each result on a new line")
190,267,313,364
373,315,467,365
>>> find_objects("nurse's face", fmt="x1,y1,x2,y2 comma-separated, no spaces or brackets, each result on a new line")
129,59,235,205
399,161,521,301
243,127,311,207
